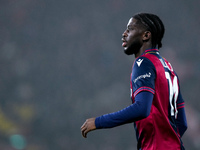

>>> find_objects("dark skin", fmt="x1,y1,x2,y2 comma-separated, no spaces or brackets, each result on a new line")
81,17,153,138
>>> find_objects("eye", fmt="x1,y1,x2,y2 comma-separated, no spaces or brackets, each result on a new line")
128,26,134,31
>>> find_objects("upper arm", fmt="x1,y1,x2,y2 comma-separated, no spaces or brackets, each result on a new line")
175,76,187,136
131,57,156,99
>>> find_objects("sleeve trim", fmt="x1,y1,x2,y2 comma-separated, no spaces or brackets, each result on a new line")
134,86,155,97
177,102,185,109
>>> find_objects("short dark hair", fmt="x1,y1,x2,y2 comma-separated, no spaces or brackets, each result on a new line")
133,13,165,49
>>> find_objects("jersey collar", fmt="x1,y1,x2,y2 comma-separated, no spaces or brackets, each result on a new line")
142,48,159,56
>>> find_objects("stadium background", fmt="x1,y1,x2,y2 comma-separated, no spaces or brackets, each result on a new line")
1,0,200,150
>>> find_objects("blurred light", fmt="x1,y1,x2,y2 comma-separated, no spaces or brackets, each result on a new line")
10,134,26,150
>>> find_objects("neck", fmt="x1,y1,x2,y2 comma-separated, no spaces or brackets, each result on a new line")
135,44,153,58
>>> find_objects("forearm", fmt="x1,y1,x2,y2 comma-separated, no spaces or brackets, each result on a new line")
95,92,153,129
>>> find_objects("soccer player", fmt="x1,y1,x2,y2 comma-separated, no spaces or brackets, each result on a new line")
81,13,187,150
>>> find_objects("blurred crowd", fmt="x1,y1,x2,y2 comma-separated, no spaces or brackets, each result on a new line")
0,0,200,150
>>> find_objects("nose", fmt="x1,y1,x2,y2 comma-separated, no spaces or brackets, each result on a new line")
122,30,128,37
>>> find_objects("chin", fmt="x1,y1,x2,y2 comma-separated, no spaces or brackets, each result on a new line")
124,49,134,55
123,47,135,55
123,42,141,55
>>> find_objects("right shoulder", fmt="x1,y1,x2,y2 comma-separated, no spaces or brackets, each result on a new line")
133,56,155,73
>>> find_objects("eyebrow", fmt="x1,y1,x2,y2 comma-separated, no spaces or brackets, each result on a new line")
127,24,135,28
127,25,132,28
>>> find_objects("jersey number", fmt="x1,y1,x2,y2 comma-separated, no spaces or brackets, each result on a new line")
165,72,179,118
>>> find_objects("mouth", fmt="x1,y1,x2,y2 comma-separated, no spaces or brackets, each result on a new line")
122,38,127,47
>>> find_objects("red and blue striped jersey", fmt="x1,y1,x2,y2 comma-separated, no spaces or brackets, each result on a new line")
131,49,186,150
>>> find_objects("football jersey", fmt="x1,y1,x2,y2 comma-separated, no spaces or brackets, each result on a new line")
130,49,185,150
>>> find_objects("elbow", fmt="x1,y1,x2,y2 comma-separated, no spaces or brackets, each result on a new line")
142,105,151,118
143,111,150,118
138,109,150,119
134,101,151,119
178,123,188,137
180,125,187,137
182,119,188,133
183,123,188,132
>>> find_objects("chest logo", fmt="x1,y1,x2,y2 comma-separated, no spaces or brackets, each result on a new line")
136,59,143,67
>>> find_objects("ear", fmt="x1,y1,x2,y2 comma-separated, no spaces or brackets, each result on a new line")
142,31,151,41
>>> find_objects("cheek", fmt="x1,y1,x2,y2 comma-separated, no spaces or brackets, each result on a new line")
128,34,142,45
127,34,135,43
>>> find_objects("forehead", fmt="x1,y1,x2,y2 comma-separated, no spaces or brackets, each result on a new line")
127,17,147,31
127,18,138,26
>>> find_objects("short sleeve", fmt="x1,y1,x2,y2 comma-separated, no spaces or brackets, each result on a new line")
131,57,156,98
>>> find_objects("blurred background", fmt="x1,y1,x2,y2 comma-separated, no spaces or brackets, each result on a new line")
0,0,200,150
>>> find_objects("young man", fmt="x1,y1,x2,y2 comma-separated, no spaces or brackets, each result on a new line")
81,13,187,150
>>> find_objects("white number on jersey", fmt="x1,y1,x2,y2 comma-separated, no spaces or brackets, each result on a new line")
165,72,179,118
